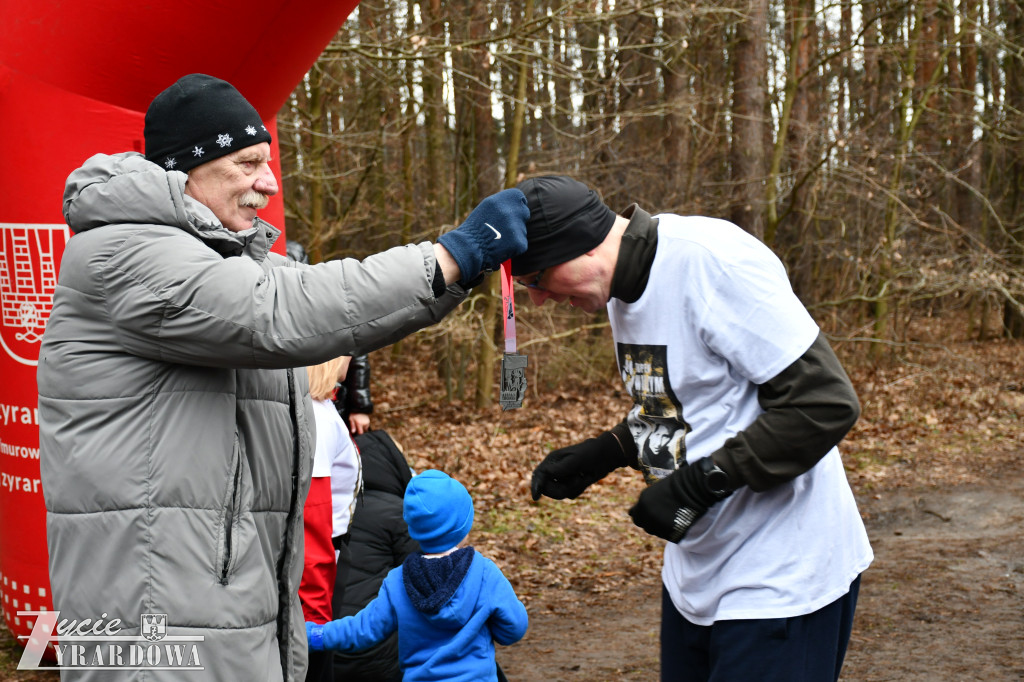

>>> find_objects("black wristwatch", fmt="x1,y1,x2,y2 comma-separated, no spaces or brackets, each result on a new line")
698,457,732,497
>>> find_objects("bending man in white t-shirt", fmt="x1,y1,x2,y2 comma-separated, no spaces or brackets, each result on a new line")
512,175,873,682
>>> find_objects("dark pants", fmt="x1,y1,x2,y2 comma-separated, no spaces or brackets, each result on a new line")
306,651,334,682
660,576,861,682
330,532,352,615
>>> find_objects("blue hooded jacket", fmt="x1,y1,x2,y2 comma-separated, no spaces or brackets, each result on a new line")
312,546,527,681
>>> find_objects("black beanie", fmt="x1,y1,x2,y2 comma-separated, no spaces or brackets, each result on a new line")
144,74,272,172
510,175,617,276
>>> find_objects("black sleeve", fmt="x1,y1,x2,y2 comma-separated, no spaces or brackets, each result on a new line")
387,497,421,564
393,527,421,566
711,332,860,492
431,260,447,299
342,354,374,415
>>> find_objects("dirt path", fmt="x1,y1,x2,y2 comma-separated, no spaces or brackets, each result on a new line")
844,474,1024,681
498,473,1024,681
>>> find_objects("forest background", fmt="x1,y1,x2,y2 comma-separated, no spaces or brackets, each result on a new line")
279,0,1024,410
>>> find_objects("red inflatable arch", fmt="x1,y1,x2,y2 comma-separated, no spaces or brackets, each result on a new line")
0,0,360,650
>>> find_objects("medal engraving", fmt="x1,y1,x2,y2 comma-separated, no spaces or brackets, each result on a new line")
499,353,528,410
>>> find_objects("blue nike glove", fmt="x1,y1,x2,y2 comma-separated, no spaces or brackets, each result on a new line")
306,621,325,651
437,189,529,286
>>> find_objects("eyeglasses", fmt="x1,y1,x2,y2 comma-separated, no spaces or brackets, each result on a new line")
516,268,546,291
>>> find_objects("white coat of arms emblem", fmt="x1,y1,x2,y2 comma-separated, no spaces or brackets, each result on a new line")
0,223,68,366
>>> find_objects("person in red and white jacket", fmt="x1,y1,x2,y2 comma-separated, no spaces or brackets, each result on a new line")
302,356,362,682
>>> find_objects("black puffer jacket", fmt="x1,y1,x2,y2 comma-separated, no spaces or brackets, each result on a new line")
334,354,373,420
332,430,419,682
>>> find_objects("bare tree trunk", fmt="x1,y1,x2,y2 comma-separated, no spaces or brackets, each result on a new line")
780,0,819,251
1003,1,1024,337
730,0,768,238
914,0,942,156
764,12,807,246
307,70,326,263
507,0,533,186
838,0,852,146
952,0,980,230
420,0,448,228
861,0,879,121
358,2,388,222
579,0,610,173
948,0,985,337
465,0,502,408
873,2,923,357
661,8,691,207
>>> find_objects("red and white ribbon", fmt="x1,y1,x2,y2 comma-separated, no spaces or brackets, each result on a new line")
500,261,518,354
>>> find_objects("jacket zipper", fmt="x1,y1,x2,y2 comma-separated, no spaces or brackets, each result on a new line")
220,452,242,585
276,368,303,678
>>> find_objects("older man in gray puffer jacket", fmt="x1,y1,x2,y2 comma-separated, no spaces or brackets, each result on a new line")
37,73,527,682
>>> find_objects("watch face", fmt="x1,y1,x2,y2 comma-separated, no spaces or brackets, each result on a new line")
707,468,730,494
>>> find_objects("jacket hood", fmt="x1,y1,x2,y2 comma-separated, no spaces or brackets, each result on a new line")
401,548,482,627
62,151,268,258
354,431,413,498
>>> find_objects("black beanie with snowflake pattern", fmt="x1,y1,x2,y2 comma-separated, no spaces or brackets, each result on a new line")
144,74,272,173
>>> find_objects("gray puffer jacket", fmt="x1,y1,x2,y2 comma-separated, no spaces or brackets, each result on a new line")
37,152,466,681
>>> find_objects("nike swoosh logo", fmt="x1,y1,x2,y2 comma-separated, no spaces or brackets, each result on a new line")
486,223,501,239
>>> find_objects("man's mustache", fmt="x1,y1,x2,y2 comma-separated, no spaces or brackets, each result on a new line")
239,190,269,210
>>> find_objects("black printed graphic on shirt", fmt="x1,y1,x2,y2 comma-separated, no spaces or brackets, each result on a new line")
617,343,690,484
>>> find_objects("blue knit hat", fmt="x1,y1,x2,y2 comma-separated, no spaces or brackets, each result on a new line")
403,470,474,554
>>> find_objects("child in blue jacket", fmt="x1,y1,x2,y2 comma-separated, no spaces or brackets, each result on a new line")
306,469,528,681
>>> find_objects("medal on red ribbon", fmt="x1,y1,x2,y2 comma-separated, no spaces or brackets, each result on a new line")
499,261,527,410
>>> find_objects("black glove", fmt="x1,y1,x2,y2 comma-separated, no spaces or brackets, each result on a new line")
437,189,529,286
628,457,733,542
531,431,633,501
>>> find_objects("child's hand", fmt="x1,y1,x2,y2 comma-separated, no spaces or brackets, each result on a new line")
306,621,325,651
